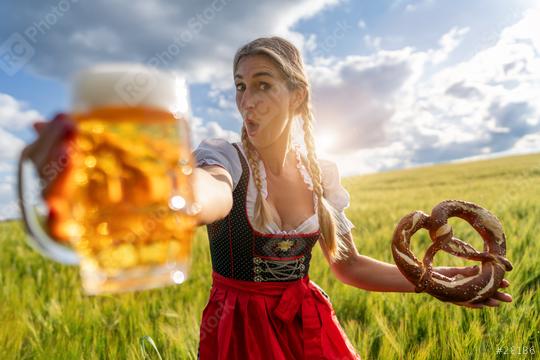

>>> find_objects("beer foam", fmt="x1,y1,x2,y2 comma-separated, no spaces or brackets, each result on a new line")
72,63,190,115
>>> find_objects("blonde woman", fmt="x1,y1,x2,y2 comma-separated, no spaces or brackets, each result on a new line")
28,36,511,359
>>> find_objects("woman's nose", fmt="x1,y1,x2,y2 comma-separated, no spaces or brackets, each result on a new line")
240,91,259,112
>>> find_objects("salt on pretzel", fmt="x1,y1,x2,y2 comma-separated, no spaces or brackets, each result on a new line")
391,200,513,303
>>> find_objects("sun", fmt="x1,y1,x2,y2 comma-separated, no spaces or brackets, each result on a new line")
316,131,336,154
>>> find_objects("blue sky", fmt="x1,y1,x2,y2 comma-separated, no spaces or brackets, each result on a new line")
1,0,539,219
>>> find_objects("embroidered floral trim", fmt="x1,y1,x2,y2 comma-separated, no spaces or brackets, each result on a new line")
261,237,308,256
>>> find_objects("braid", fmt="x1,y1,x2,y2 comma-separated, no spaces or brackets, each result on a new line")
301,104,347,262
241,126,274,230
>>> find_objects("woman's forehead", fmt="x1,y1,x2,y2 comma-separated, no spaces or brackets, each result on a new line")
235,55,279,79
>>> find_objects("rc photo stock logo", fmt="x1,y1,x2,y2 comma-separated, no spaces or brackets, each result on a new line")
0,0,81,76
0,33,35,76
114,68,159,106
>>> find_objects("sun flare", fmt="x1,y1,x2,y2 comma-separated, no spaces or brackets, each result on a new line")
316,131,336,154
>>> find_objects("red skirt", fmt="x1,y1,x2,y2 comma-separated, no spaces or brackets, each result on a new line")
198,271,361,359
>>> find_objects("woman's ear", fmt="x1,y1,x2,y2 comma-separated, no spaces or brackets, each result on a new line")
291,87,307,114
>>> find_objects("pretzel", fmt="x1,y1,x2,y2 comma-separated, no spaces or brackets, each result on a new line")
391,200,513,303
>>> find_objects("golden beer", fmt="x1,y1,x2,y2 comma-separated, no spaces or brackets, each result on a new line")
19,65,198,294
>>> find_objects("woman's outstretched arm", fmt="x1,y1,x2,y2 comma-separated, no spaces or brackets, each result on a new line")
321,231,512,308
192,165,234,226
323,232,416,293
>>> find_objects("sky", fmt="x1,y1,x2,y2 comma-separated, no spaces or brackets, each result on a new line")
0,0,539,219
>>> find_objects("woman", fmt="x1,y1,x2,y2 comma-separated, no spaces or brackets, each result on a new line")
28,37,511,359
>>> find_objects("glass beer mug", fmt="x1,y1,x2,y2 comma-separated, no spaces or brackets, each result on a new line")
17,64,200,295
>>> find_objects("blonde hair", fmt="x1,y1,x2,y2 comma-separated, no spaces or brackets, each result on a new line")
233,36,347,263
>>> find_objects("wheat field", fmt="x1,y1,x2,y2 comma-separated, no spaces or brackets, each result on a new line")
1,153,539,359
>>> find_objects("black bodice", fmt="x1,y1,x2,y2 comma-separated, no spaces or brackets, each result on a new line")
206,144,321,282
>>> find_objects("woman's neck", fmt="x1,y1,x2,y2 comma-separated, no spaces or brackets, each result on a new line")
256,130,295,176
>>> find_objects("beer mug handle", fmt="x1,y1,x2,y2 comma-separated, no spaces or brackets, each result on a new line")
17,148,80,265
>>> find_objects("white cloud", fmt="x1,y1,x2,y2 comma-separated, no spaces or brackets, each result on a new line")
363,35,382,49
0,94,43,220
512,131,540,152
304,34,318,52
429,26,470,64
190,116,239,148
0,93,41,132
394,0,434,13
0,93,41,163
307,46,423,154
386,7,540,167
405,4,417,12
0,128,26,160
321,141,411,176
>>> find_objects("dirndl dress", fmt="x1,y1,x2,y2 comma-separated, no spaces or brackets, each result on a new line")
197,143,361,360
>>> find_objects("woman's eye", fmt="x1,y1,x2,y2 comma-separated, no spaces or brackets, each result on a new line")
235,83,270,91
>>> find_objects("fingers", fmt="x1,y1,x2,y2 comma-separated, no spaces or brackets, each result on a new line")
453,300,492,309
27,125,66,176
41,143,75,200
452,291,512,309
26,113,75,170
492,291,513,303
482,298,501,307
32,113,72,134
33,121,47,133
24,113,77,200
500,279,510,288
452,300,483,309
467,303,484,309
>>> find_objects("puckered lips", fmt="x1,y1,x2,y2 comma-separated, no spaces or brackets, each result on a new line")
245,118,259,137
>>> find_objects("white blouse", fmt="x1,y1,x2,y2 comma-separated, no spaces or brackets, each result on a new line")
193,138,355,236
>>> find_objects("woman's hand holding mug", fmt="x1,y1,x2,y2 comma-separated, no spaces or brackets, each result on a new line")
18,64,200,295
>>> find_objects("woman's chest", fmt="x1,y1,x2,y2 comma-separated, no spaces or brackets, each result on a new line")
265,174,315,231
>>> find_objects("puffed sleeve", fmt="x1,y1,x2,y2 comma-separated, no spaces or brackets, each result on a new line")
320,159,355,236
192,138,242,191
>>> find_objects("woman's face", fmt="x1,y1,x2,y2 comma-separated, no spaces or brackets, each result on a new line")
234,55,301,149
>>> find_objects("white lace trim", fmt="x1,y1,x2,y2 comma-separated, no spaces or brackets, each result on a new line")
254,143,318,234
237,142,354,235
